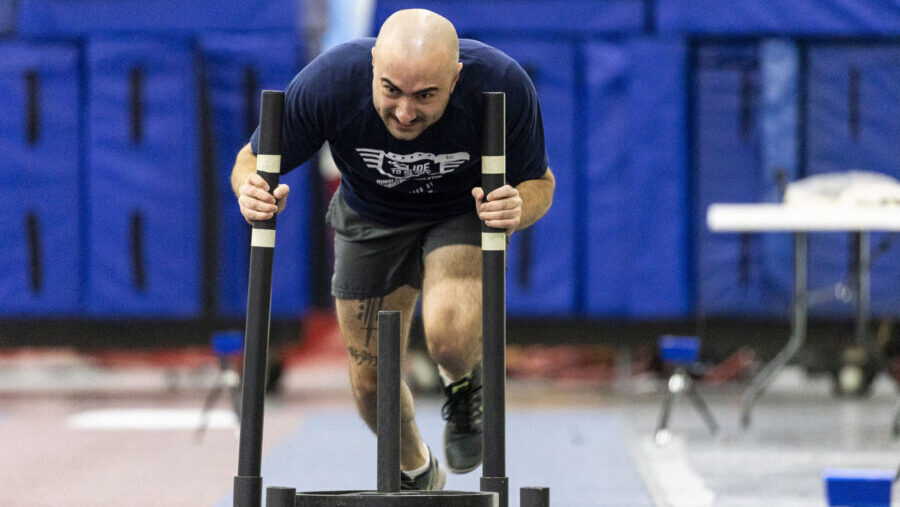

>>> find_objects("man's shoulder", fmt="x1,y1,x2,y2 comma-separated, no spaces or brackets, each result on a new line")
326,38,376,57
312,38,374,72
286,38,372,109
460,39,515,69
458,39,526,88
453,39,531,109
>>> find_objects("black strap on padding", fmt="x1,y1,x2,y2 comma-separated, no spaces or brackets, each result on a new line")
130,212,147,291
130,67,144,144
738,233,751,287
774,167,789,200
739,65,755,141
25,70,40,145
643,0,657,35
243,66,259,139
848,66,860,140
25,211,42,292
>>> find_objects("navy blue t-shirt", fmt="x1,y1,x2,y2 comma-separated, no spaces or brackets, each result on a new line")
250,38,548,226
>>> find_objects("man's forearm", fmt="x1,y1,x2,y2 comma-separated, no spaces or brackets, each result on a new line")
231,143,258,197
515,167,555,232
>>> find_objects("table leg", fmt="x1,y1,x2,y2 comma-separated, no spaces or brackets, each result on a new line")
741,232,808,428
852,233,869,346
854,232,885,366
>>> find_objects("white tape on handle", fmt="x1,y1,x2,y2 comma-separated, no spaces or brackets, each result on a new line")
481,155,505,175
482,232,507,251
256,154,281,174
251,229,276,248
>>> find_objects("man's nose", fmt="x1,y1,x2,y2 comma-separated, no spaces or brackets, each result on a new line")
394,98,415,123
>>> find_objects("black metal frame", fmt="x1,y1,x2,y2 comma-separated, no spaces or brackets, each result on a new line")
233,90,549,507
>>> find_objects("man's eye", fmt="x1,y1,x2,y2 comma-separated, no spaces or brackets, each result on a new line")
384,86,398,94
418,93,434,100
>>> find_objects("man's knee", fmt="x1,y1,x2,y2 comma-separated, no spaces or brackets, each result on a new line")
424,302,479,373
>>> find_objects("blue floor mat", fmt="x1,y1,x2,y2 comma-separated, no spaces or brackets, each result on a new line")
216,402,653,507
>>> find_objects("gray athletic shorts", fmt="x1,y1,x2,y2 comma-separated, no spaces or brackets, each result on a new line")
326,188,481,300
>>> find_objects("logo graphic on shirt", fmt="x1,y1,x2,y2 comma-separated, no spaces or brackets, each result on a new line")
356,148,470,191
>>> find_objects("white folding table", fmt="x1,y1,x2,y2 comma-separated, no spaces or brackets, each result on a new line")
707,203,900,427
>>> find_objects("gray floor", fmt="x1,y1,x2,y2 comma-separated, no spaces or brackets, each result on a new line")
615,370,900,507
216,366,900,507
1,353,899,506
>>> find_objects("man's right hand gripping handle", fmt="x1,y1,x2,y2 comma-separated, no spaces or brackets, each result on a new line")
237,171,290,224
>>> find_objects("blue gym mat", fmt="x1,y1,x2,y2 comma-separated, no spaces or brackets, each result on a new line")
216,403,653,507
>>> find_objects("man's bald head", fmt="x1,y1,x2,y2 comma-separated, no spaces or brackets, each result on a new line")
370,9,463,140
373,9,459,74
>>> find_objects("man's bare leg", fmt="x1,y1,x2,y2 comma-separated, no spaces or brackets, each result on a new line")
422,245,482,380
422,244,484,474
334,285,428,470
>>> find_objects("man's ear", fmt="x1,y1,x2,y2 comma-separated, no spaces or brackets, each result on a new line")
450,61,463,92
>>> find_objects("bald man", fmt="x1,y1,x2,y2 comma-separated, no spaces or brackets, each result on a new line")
231,9,554,491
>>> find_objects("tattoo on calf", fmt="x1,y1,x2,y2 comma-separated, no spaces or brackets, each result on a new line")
348,346,377,367
356,296,384,348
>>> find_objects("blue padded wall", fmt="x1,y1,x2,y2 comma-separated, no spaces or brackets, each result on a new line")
374,0,645,36
805,44,900,316
584,41,629,317
658,0,900,35
17,0,297,36
585,39,691,318
476,37,577,316
624,38,691,318
807,45,900,181
0,0,16,37
0,43,81,316
86,37,201,317
201,33,311,319
757,40,799,305
693,44,791,317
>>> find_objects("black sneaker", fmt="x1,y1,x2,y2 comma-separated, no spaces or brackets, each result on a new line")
400,446,446,491
441,367,483,473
